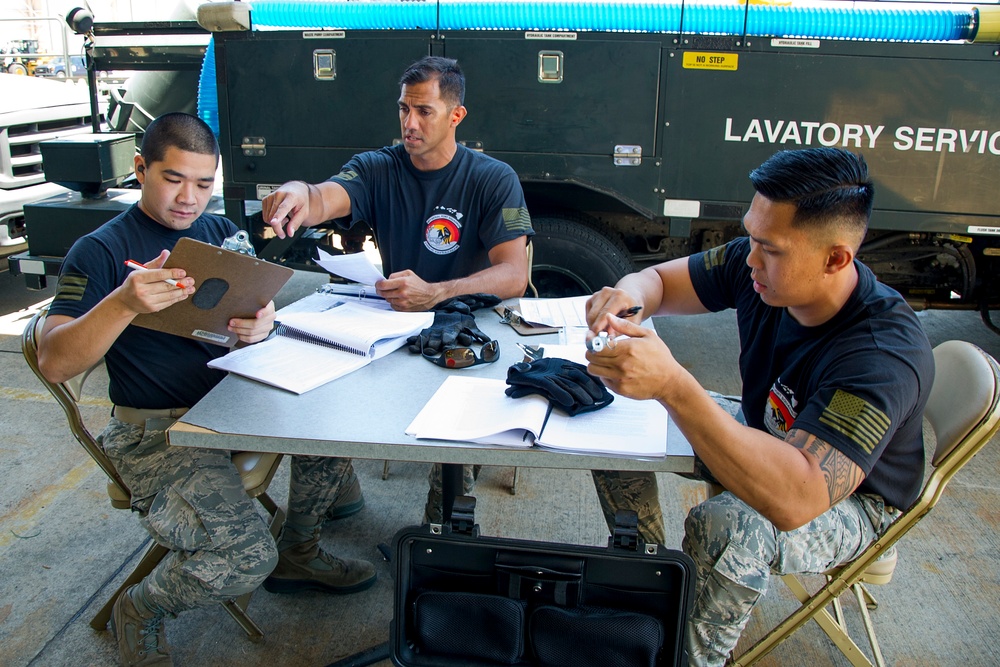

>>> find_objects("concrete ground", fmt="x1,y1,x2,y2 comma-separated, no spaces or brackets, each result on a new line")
1,261,998,667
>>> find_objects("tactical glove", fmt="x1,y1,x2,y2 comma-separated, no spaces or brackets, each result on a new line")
432,293,502,315
408,310,491,355
505,358,613,416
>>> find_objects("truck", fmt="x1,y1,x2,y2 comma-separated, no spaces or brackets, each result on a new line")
10,0,1000,330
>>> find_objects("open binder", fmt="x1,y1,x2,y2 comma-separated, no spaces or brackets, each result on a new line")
208,300,432,394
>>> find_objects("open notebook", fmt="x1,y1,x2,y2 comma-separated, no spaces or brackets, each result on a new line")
208,300,432,394
405,376,673,457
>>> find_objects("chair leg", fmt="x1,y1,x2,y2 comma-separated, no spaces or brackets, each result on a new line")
92,542,170,631
223,600,265,643
853,584,887,667
510,467,518,495
732,575,874,667
382,460,390,480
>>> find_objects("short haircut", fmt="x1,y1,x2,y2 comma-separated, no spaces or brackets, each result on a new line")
749,148,874,242
399,56,465,107
140,112,219,166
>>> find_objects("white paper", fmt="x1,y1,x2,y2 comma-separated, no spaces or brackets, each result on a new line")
518,295,590,327
277,301,432,357
405,376,678,458
537,393,670,457
314,247,386,286
406,376,548,447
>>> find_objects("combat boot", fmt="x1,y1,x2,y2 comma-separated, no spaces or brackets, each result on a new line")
111,585,172,666
263,517,376,595
325,464,365,520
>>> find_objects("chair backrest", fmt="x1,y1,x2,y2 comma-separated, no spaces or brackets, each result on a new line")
833,340,1000,585
21,308,130,500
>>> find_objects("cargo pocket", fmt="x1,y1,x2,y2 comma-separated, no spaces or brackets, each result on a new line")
411,591,526,664
528,605,664,667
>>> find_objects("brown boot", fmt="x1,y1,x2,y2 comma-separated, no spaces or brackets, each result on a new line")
263,521,376,595
110,585,172,666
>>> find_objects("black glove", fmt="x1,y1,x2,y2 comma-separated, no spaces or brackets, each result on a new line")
505,358,613,416
407,310,491,355
432,293,502,315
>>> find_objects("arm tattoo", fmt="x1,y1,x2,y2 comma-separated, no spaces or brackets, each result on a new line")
786,428,865,506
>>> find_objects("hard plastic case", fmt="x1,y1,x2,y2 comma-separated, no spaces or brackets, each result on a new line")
390,504,694,667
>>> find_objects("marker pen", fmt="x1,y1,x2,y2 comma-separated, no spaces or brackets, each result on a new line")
124,259,182,288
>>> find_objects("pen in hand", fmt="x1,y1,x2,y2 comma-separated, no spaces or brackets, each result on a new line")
124,259,182,289
616,305,642,318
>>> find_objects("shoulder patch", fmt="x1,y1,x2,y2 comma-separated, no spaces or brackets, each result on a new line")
332,169,359,183
502,207,532,233
702,244,727,272
54,273,88,302
818,389,890,454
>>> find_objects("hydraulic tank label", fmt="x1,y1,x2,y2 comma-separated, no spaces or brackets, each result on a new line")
683,52,738,71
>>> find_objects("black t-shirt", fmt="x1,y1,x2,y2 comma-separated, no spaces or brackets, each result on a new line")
330,143,533,281
48,204,238,409
689,237,934,509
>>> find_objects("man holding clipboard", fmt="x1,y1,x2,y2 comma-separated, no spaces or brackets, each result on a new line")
37,113,376,667
263,56,535,526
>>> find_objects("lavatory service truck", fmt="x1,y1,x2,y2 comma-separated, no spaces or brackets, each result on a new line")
10,0,1000,329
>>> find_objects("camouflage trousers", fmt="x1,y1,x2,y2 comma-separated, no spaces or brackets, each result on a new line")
684,491,899,667
100,417,278,615
287,455,354,517
590,393,745,546
424,463,480,523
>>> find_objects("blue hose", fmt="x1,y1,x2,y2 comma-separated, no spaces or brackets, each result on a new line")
196,36,218,135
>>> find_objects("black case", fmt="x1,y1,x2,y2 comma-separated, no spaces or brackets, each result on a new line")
390,507,695,667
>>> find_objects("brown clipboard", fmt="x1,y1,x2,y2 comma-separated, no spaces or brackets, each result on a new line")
494,303,560,336
132,237,294,347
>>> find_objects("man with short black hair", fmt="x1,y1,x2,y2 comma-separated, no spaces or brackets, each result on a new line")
584,148,933,666
263,56,534,525
38,112,375,667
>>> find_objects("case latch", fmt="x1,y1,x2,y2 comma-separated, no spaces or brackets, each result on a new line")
447,495,479,537
610,509,641,552
241,136,265,157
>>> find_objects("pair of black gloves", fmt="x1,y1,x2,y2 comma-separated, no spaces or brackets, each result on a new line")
407,293,501,354
506,358,613,416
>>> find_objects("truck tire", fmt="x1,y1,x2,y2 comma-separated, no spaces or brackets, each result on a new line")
531,216,634,297
8,62,28,76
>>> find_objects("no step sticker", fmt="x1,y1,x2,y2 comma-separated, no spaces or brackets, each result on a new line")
683,52,738,71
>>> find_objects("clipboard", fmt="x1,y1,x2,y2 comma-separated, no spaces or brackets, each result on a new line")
132,237,294,347
494,303,560,336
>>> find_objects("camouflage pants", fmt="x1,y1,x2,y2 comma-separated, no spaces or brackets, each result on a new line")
287,455,353,517
684,491,898,667
100,417,278,615
424,463,480,523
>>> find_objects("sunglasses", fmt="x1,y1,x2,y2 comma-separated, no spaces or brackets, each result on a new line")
422,339,500,369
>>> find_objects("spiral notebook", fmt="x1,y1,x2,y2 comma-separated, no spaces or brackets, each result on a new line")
207,300,432,394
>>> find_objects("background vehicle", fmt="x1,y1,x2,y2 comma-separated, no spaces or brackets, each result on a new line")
33,55,87,78
0,74,101,247
2,39,40,75
9,0,1000,332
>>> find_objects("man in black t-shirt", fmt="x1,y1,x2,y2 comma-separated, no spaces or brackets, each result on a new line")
262,56,534,524
584,148,933,667
39,113,376,667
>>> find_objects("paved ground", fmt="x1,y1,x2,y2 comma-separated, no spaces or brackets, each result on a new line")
1,265,998,667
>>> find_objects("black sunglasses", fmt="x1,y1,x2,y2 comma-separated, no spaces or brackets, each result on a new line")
421,339,500,369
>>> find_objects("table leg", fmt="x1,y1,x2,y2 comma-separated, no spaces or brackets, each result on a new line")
441,463,463,522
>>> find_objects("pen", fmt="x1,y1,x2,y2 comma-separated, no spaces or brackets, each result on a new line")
616,305,642,318
124,259,182,288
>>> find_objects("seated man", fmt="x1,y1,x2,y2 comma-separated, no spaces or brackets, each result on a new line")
262,56,533,524
38,112,375,667
584,147,933,666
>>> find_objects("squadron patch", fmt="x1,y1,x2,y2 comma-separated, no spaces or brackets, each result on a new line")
763,379,797,437
424,212,462,255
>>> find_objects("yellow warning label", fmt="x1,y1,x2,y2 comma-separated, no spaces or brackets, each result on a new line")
682,52,739,71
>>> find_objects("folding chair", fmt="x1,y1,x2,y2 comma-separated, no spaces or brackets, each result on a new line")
732,340,1000,667
22,308,285,642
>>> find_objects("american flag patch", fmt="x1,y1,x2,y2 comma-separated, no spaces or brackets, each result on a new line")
819,389,890,454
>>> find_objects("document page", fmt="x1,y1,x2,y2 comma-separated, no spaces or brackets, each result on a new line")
537,393,670,457
207,335,370,394
314,247,385,285
518,296,590,327
277,302,432,357
406,377,549,447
